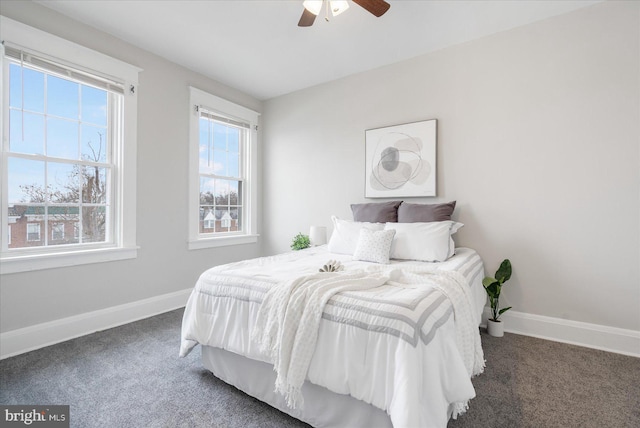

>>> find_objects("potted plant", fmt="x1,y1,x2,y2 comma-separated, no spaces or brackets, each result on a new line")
482,259,512,337
290,233,311,251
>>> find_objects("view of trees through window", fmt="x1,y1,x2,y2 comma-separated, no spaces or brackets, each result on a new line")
5,60,112,249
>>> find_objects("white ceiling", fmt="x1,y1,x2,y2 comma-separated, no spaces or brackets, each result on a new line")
36,0,601,101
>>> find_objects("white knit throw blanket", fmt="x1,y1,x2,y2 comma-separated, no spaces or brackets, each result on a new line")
252,268,484,416
252,270,391,409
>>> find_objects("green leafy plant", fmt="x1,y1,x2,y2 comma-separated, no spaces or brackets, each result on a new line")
482,259,513,322
290,233,311,251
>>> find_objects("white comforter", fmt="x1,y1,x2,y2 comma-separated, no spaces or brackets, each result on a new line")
254,270,394,410
180,246,486,428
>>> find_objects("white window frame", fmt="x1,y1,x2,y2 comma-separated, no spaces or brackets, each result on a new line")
0,17,141,274
188,87,259,249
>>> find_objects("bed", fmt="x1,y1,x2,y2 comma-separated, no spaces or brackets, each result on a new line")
181,202,485,427
180,245,486,427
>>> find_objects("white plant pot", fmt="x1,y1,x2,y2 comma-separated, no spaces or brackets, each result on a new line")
487,319,504,337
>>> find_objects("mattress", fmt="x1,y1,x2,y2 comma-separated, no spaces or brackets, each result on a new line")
181,245,486,427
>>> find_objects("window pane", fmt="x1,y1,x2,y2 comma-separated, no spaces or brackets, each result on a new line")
9,63,22,109
47,75,79,119
81,166,107,204
7,158,45,203
48,162,79,203
47,117,79,159
213,150,227,176
48,206,79,245
12,206,46,248
227,129,239,153
218,207,231,232
228,152,239,177
199,177,215,205
9,110,22,151
213,123,228,150
215,179,232,206
200,206,215,232
10,111,45,155
7,207,22,248
199,118,211,171
229,180,240,205
81,124,107,162
81,85,107,126
231,207,241,232
82,206,106,243
23,67,44,113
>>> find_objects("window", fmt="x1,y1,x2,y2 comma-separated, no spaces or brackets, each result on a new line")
1,17,140,274
203,210,215,230
51,222,65,241
188,87,259,249
5,52,112,248
27,223,41,242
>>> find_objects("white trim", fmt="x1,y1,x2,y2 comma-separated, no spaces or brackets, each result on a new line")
0,245,138,274
0,16,141,83
0,288,192,359
187,234,259,250
481,307,640,357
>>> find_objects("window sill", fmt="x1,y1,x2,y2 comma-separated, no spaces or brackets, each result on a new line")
0,246,139,274
188,234,259,250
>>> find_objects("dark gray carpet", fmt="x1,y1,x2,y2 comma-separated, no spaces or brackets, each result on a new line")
448,329,640,428
1,309,638,428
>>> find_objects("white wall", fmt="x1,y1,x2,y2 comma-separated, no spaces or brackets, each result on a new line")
0,1,263,333
262,1,639,333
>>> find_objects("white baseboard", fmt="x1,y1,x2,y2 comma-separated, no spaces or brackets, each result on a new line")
0,288,193,360
482,307,640,358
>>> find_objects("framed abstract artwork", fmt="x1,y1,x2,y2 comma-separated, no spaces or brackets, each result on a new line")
365,119,437,198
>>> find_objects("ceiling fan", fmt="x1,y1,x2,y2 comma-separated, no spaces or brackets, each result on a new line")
298,0,391,27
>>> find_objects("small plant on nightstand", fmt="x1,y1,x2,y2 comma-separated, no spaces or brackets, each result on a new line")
482,259,512,337
290,233,311,251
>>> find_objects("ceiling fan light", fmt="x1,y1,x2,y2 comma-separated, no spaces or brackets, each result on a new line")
330,1,350,16
302,0,323,16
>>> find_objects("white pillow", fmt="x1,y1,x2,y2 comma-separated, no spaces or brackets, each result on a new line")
384,221,463,262
353,228,396,264
327,216,384,255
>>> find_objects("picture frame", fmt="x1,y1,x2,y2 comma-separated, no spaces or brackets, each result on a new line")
365,119,437,198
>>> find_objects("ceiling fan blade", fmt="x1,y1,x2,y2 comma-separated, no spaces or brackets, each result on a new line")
298,8,317,27
352,0,391,17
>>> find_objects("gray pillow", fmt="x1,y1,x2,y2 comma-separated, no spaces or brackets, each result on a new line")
351,201,402,223
397,201,456,222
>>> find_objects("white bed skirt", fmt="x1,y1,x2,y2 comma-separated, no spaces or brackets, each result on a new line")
202,346,393,428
